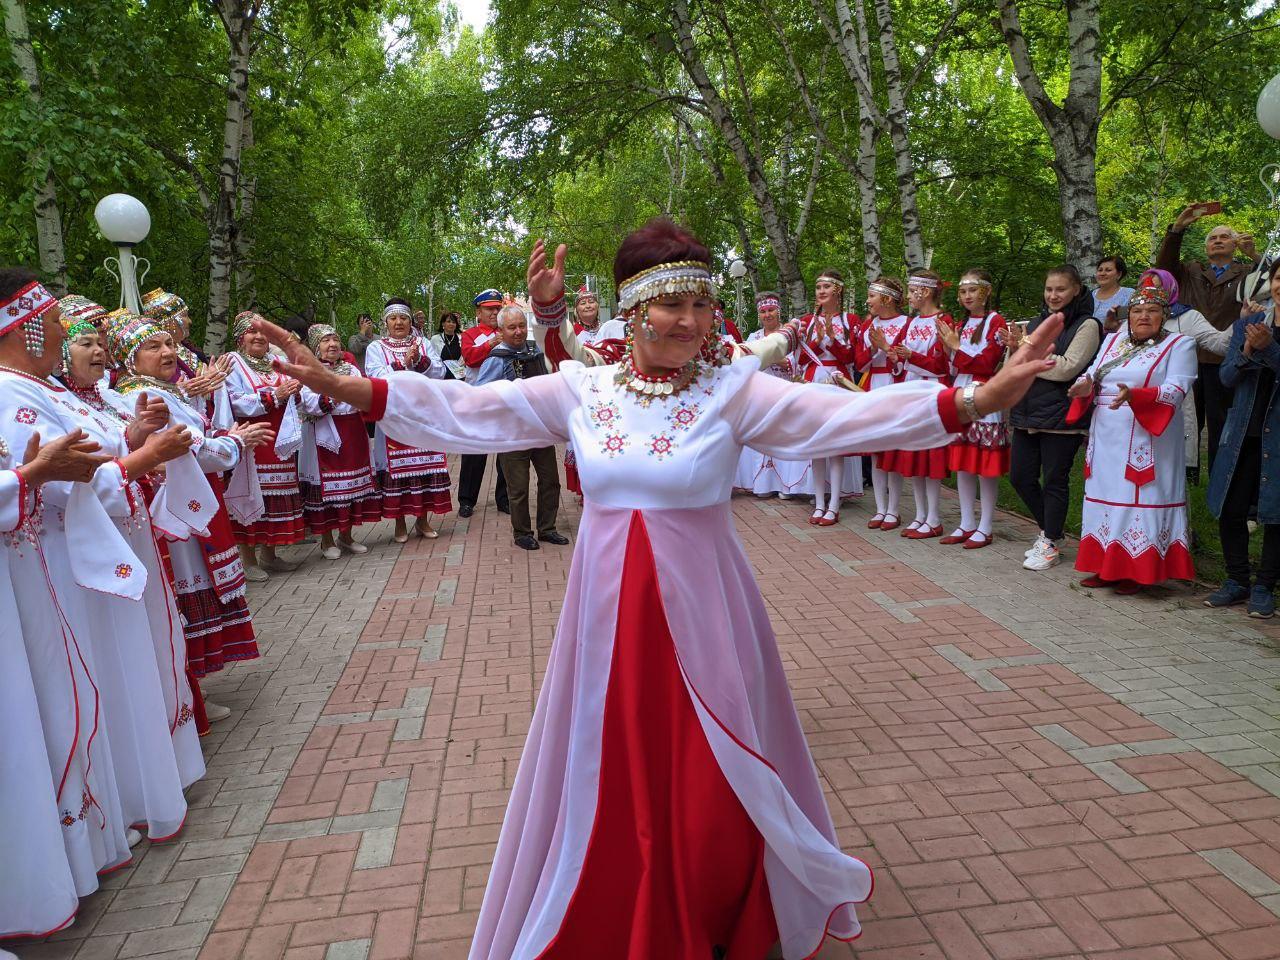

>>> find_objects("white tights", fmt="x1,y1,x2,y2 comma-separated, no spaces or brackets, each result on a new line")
909,476,943,527
811,457,846,514
870,466,903,519
954,471,999,536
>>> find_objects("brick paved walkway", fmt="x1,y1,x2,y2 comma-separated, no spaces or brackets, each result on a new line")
12,476,1280,960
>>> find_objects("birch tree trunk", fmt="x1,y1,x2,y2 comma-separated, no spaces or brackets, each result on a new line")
2,0,67,293
997,0,1104,271
233,105,257,311
206,0,258,352
852,0,882,282
670,0,806,308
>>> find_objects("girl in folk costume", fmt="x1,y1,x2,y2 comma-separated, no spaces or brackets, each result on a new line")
856,277,911,530
58,306,211,842
252,219,1065,960
937,270,1010,549
563,286,605,496
734,291,810,498
299,324,381,559
225,311,307,578
1065,276,1198,591
878,270,953,539
141,287,234,431
796,268,860,526
107,311,272,724
363,299,452,541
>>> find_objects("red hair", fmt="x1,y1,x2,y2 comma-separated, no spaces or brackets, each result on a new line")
613,218,710,288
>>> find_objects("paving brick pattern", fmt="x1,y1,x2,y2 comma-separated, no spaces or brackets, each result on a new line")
12,479,1280,960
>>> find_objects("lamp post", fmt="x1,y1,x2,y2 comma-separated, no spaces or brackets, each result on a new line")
1249,72,1280,302
94,193,151,313
728,258,747,334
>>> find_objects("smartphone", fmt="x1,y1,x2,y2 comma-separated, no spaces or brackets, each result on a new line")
1196,201,1223,216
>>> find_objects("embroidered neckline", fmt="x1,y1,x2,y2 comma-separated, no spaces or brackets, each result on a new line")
0,364,65,391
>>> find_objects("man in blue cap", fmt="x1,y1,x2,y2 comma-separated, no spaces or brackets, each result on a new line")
457,288,509,517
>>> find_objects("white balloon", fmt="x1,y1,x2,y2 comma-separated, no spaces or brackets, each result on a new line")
1257,72,1280,140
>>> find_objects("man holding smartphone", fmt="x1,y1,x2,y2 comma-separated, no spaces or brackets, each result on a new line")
1156,201,1261,471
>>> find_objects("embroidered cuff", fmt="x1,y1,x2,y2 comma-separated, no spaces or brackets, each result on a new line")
779,320,801,354
367,378,389,422
113,457,129,486
532,295,567,328
936,387,964,434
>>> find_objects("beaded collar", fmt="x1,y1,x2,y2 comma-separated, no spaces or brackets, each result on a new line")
235,350,276,375
613,354,702,398
115,374,188,400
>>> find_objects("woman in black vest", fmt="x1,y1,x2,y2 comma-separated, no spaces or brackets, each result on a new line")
1008,265,1102,570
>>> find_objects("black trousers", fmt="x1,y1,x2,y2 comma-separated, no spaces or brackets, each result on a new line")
1193,362,1233,473
457,455,508,510
1009,429,1085,542
1219,436,1280,589
498,447,560,539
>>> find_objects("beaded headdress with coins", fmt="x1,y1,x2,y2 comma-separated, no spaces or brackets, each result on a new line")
0,279,57,357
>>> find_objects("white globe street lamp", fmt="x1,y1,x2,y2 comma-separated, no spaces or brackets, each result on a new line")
94,193,151,313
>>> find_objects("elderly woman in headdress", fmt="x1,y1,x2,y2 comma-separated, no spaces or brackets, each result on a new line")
1066,273,1198,593
141,288,233,428
223,310,307,578
105,309,272,722
363,299,452,541
298,324,382,559
56,300,208,839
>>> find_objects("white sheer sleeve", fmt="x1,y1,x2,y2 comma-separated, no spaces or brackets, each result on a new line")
378,368,578,454
725,365,960,460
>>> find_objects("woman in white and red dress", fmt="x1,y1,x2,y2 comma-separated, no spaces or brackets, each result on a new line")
363,299,452,541
938,269,1010,549
878,270,952,539
107,311,271,728
1065,276,1197,592
735,292,810,498
141,287,234,433
224,312,306,578
854,277,911,530
299,324,381,559
795,268,859,526
252,219,1061,960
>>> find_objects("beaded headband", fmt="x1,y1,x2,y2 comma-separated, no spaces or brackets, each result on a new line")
142,288,187,323
308,323,339,354
576,285,598,301
103,308,166,369
958,278,992,288
58,294,110,328
756,296,780,310
815,273,845,288
908,275,940,290
0,280,56,338
868,282,902,301
616,260,717,312
382,303,412,320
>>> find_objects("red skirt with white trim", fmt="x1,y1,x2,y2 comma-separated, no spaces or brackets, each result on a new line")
947,420,1011,477
231,410,305,545
304,414,383,533
380,440,452,518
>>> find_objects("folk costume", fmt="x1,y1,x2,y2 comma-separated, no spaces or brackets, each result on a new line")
363,304,453,521
944,296,1011,549
106,313,259,683
298,324,382,534
58,311,207,841
1067,277,1198,586
879,277,953,538
852,286,911,529
224,312,306,546
141,288,233,431
351,250,974,960
0,282,136,896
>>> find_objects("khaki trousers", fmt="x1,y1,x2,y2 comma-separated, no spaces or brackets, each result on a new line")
497,447,561,539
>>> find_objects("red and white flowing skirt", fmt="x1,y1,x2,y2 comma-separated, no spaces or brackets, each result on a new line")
304,413,383,533
232,410,305,545
381,439,452,518
877,446,950,479
468,502,871,960
169,474,258,677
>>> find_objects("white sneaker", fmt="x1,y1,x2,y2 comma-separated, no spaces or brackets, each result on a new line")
321,545,341,560
127,828,144,848
1025,533,1047,558
1023,539,1061,571
338,538,368,555
243,565,268,583
204,702,232,723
